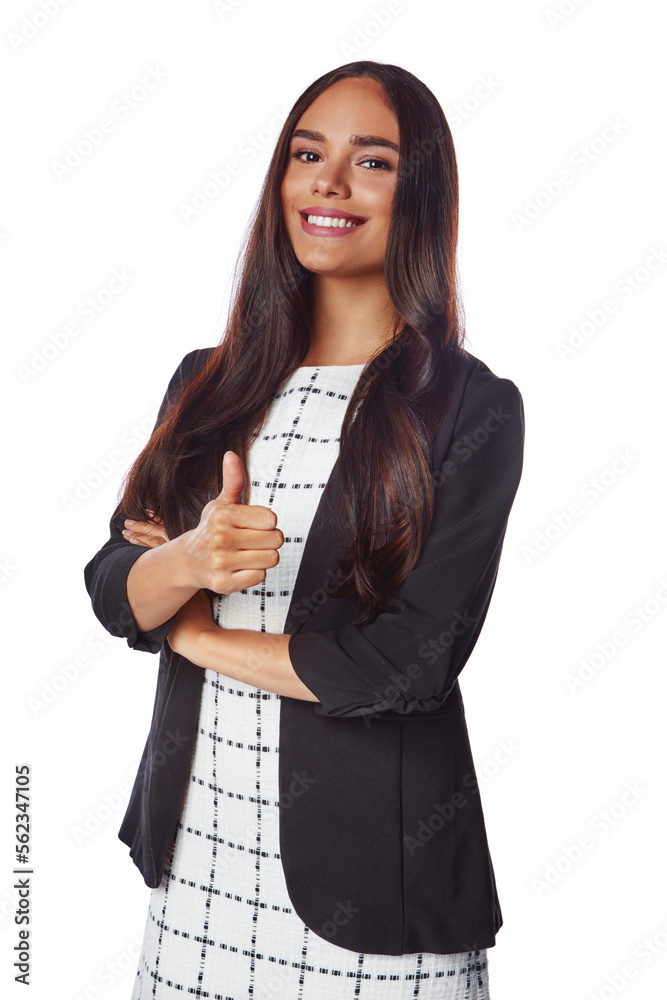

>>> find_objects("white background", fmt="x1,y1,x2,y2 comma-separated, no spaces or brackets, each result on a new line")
1,0,665,998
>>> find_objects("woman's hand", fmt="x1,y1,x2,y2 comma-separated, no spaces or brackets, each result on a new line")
167,588,217,659
122,453,284,638
174,451,284,596
122,512,169,548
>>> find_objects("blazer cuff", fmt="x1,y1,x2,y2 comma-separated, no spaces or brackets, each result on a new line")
88,543,178,654
287,626,451,719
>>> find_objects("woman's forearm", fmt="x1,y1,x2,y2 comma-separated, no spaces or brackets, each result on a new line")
126,533,199,633
184,626,320,703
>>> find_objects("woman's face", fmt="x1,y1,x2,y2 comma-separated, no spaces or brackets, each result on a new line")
281,77,400,280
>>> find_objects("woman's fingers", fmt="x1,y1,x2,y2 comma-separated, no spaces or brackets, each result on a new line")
123,517,170,548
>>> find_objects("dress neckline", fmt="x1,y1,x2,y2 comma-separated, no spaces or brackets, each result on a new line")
295,363,366,369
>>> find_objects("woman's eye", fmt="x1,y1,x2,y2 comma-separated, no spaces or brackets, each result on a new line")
360,157,391,171
291,149,320,164
290,149,391,171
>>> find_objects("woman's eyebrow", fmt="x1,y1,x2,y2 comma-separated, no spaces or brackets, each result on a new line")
290,128,399,154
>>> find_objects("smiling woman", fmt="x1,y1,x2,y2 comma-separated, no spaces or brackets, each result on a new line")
281,75,403,365
84,59,524,1000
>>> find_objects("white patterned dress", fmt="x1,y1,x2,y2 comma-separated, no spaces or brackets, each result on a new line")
132,364,491,999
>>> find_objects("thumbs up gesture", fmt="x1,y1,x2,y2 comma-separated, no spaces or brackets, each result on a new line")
123,451,284,595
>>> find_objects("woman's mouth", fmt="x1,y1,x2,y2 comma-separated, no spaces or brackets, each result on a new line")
299,211,367,238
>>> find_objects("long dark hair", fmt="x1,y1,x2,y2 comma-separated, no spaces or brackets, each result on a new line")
119,60,467,625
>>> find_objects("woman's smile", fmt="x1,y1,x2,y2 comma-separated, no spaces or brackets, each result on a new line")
299,206,368,237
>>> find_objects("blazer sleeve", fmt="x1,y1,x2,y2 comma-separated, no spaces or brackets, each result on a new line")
287,373,526,719
83,348,211,654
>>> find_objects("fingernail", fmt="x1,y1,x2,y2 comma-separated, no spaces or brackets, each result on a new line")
125,519,136,526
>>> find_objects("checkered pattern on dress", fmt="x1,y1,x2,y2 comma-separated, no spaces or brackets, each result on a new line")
131,364,491,999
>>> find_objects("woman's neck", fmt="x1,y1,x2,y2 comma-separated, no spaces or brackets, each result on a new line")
305,273,403,365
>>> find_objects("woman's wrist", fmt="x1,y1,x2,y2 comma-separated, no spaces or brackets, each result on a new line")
164,529,201,590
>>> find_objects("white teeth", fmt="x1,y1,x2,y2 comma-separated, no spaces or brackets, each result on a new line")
306,214,362,228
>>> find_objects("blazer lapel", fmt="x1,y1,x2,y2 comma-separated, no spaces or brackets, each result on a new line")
282,454,359,636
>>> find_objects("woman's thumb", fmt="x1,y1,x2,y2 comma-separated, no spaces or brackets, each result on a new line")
217,450,245,503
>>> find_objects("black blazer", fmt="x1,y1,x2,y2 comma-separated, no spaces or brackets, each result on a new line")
83,346,525,956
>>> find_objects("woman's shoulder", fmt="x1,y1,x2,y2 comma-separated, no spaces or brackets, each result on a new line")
174,345,217,380
160,346,216,394
441,347,524,450
458,346,520,385
457,346,523,406
155,347,217,420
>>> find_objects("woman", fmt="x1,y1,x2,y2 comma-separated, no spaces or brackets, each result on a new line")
84,60,525,999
